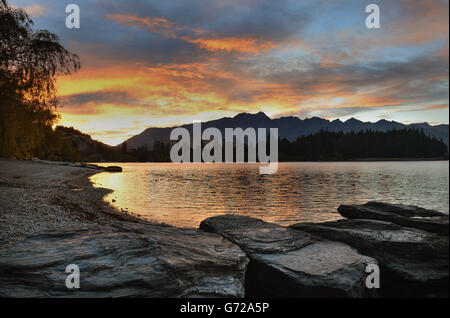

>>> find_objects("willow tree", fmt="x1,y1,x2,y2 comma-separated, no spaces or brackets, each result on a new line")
0,0,80,158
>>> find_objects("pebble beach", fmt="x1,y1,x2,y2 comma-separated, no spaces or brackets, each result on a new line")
0,159,140,248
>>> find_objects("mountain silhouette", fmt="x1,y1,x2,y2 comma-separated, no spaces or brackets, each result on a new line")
121,112,449,150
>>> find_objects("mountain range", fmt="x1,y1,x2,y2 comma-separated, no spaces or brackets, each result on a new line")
122,112,449,150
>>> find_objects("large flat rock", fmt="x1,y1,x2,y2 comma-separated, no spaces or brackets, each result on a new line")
290,219,449,297
0,221,248,297
199,214,316,254
338,202,449,235
200,214,377,297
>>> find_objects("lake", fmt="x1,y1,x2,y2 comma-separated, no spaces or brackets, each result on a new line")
90,161,449,228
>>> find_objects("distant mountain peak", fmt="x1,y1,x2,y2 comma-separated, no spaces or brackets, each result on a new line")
233,111,270,120
345,118,363,124
256,111,270,118
413,122,431,127
309,116,326,121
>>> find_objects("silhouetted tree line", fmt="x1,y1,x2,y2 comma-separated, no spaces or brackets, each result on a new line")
127,141,170,162
0,1,80,161
278,129,448,161
129,139,270,162
122,128,448,162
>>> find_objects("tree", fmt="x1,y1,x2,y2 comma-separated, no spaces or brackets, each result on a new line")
121,142,128,154
0,0,80,158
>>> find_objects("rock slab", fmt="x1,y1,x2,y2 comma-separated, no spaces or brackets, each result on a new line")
290,218,449,297
338,202,449,235
200,214,377,297
0,221,248,297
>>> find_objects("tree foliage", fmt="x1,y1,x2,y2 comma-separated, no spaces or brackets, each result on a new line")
119,129,449,162
0,0,80,159
278,129,449,161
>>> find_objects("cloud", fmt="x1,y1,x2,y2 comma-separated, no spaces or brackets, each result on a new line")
25,4,44,16
296,106,385,119
11,3,45,16
106,14,189,38
60,91,134,106
402,103,449,112
191,37,275,54
107,13,277,55
58,90,140,115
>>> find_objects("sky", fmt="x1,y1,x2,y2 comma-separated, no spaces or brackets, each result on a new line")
11,0,450,146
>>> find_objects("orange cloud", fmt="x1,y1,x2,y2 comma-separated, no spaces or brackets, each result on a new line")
192,37,275,54
107,14,189,38
107,13,276,55
12,4,45,17
415,104,449,111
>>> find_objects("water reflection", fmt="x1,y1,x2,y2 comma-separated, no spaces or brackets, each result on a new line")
90,162,449,228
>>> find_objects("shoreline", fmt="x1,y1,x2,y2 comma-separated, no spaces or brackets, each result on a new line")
88,158,449,164
0,159,147,248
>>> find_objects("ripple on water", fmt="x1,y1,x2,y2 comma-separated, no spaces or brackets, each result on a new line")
90,162,449,228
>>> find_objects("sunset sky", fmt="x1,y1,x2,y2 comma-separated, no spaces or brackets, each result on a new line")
11,0,449,145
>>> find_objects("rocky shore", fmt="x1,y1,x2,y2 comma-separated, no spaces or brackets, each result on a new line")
0,160,448,297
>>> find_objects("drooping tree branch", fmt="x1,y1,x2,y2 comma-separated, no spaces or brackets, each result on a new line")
0,0,81,159
1,0,80,109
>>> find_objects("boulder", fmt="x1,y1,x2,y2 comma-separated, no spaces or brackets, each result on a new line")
200,214,377,297
0,221,248,298
338,202,449,235
290,219,449,297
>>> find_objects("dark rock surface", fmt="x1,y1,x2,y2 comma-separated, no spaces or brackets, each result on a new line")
200,214,377,297
0,221,248,298
338,202,449,235
290,218,449,297
200,214,316,254
104,166,123,173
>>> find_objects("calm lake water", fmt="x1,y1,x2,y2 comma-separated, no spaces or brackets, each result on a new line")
90,162,449,228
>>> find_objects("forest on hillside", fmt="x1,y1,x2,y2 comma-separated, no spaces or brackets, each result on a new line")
125,128,449,162
278,129,448,161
